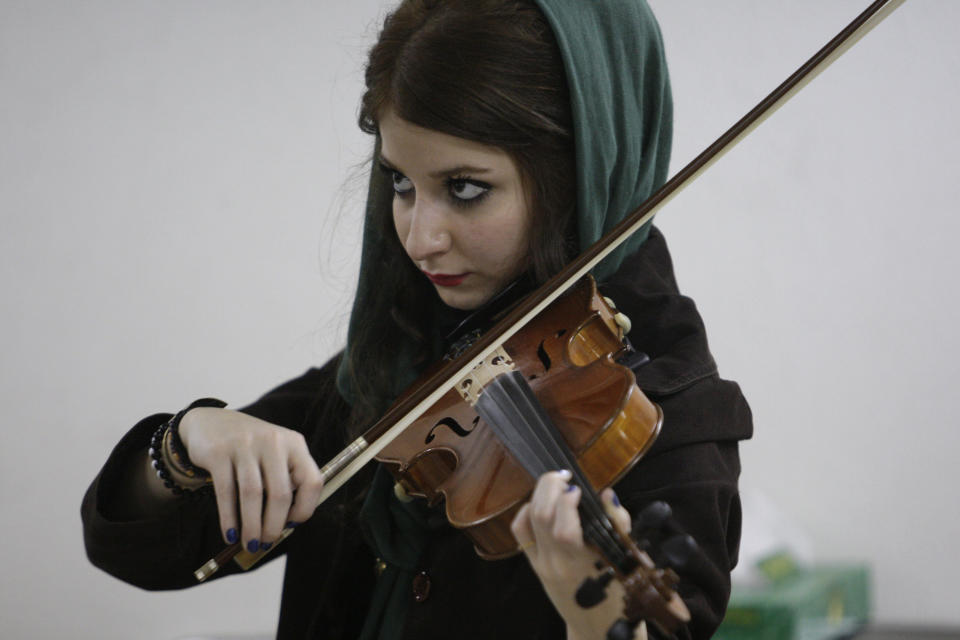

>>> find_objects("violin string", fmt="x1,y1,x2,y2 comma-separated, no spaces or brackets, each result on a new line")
474,371,631,569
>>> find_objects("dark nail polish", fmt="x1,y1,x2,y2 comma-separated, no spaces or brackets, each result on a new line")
612,492,621,507
260,541,272,552
226,528,238,544
286,521,300,529
565,483,577,493
247,539,260,553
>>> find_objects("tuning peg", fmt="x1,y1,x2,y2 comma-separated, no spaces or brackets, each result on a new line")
632,500,673,537
576,567,616,608
661,533,698,570
632,501,703,572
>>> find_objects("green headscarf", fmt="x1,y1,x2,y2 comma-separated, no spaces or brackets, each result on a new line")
536,0,672,281
339,2,672,636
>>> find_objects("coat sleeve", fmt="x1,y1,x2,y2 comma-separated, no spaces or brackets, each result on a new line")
80,359,343,590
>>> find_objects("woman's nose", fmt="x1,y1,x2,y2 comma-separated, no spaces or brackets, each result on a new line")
402,201,451,261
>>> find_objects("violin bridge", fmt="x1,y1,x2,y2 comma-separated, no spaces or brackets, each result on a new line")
455,345,515,406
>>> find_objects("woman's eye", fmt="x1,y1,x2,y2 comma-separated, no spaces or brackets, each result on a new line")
391,172,413,194
448,179,489,202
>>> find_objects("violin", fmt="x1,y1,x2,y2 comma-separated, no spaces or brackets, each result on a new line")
193,0,904,635
378,276,659,560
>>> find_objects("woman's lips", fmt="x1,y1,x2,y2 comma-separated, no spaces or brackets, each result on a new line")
423,271,468,287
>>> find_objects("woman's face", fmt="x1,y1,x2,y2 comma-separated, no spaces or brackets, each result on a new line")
379,109,532,310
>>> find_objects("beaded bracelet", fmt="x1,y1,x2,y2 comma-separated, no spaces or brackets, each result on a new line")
148,398,226,498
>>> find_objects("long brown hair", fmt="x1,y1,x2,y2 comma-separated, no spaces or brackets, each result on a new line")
345,0,577,421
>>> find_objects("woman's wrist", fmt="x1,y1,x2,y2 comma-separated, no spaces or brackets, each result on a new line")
161,426,209,488
147,398,225,498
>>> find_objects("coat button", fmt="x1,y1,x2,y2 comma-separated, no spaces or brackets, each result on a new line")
412,571,431,603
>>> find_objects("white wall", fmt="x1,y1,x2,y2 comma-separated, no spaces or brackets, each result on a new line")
1,1,957,638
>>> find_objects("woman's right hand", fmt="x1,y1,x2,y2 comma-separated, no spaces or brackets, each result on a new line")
178,407,325,553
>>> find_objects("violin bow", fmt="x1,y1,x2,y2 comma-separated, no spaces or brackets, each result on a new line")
195,0,904,582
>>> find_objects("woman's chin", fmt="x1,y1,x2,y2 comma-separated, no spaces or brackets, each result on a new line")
434,284,492,311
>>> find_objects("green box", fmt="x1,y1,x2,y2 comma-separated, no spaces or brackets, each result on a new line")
715,565,871,640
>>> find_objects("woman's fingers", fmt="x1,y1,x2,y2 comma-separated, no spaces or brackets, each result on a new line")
511,502,536,556
511,470,586,561
208,461,240,544
512,471,606,594
512,473,639,589
179,409,324,549
551,484,584,549
601,487,630,534
511,471,569,560
260,442,294,547
527,470,569,539
234,453,265,552
287,442,324,525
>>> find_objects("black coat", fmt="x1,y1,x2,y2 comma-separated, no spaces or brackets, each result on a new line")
82,228,752,639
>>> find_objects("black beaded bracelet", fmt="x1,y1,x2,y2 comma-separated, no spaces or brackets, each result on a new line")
166,398,225,477
148,397,226,498
148,424,200,497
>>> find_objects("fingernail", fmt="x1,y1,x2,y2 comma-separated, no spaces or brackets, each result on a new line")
611,491,621,507
260,541,272,552
247,539,260,553
558,469,573,480
565,483,578,493
286,521,300,529
226,528,238,544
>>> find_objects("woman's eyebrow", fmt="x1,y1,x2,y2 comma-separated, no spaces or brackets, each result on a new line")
429,165,492,179
378,155,492,178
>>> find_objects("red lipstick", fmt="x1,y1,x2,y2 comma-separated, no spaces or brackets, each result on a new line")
424,271,468,287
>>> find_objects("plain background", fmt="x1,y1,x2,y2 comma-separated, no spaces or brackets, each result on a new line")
2,1,958,638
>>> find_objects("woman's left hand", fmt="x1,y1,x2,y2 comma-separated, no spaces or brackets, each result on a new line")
510,470,644,640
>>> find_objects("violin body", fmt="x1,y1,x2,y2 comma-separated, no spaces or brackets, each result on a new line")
375,275,663,558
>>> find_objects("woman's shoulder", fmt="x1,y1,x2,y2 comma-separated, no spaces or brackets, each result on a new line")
600,227,753,448
600,226,714,392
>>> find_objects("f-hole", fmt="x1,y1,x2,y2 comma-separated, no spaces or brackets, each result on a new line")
537,329,567,373
537,341,551,372
425,415,480,444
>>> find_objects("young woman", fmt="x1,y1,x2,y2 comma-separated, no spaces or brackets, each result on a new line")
82,1,752,638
